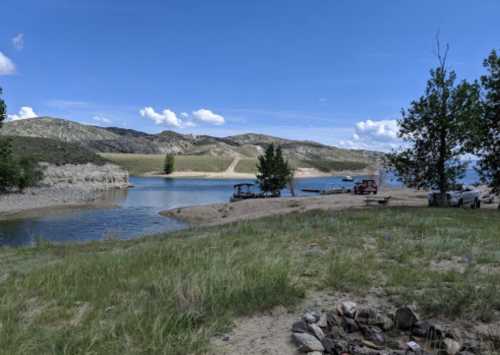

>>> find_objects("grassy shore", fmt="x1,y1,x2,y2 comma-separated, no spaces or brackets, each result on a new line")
1,208,500,354
100,153,234,175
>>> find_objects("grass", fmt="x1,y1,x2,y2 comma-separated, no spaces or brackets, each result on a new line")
4,136,108,166
235,158,368,173
1,208,500,354
100,153,234,175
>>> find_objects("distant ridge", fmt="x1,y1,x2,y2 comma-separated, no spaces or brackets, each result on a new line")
2,117,383,163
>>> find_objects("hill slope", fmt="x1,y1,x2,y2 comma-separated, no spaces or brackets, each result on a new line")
1,117,383,164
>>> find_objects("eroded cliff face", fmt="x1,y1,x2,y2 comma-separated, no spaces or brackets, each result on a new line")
39,163,129,189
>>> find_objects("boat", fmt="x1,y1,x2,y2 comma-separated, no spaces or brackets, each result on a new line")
230,183,263,202
342,176,354,182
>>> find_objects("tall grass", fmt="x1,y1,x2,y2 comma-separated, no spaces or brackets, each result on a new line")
1,208,500,353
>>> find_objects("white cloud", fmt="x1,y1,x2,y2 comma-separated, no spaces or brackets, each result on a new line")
0,52,16,75
8,106,38,121
192,109,225,125
12,33,24,50
92,115,112,124
337,119,401,152
354,119,400,142
140,107,182,127
180,112,189,118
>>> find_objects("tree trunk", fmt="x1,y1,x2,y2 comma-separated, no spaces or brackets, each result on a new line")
437,128,448,207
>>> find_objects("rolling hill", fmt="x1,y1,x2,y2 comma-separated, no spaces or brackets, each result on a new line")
1,117,383,167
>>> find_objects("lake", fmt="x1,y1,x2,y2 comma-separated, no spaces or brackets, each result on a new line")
0,170,480,247
0,176,357,246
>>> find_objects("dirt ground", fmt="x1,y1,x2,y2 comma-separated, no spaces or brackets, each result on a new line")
161,188,431,226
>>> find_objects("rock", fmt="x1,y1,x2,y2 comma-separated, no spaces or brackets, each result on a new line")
307,352,323,355
321,337,336,353
304,311,320,324
308,323,325,341
292,320,309,333
341,316,359,333
442,338,461,355
322,337,348,354
292,332,325,352
411,320,431,338
339,301,357,318
355,307,393,330
394,307,418,330
361,339,384,350
318,312,328,328
327,310,341,328
406,341,422,352
360,325,385,346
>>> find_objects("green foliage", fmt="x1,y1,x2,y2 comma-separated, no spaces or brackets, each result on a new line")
163,153,175,174
0,87,6,127
9,136,108,166
0,88,45,192
256,144,293,196
388,48,481,201
473,50,500,194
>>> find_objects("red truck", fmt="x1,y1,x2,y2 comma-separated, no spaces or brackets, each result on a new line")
353,179,378,195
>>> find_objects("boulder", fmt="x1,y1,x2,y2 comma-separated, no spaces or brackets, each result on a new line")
292,320,309,333
411,320,431,338
442,338,461,355
308,323,325,341
341,316,360,333
339,301,357,318
394,307,418,330
292,332,325,352
304,311,320,324
360,325,385,346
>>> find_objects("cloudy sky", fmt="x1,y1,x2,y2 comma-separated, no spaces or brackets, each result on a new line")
1,0,499,151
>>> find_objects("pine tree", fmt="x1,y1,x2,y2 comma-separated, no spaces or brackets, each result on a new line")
256,144,292,197
164,154,175,175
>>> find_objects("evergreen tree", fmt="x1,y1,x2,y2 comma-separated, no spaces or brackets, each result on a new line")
256,144,292,197
388,44,481,205
163,154,175,174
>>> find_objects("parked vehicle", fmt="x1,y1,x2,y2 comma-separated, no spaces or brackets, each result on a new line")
428,186,481,208
353,179,378,195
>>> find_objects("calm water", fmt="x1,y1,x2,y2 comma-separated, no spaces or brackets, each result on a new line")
0,171,480,247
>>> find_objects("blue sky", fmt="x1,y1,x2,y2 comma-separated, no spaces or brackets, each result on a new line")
1,0,499,151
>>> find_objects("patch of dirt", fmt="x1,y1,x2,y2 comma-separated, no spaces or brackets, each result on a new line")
210,290,493,354
162,188,429,226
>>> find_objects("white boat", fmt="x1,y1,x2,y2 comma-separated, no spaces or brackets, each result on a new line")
342,176,353,182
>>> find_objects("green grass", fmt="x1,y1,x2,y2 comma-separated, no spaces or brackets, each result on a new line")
100,153,234,175
4,136,108,166
1,208,500,354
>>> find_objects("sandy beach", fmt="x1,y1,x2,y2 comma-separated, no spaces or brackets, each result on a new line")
161,187,499,227
161,187,429,226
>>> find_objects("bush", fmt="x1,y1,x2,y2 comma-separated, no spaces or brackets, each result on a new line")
164,154,175,174
0,138,44,192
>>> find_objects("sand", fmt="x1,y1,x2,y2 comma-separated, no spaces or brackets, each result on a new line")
161,188,432,226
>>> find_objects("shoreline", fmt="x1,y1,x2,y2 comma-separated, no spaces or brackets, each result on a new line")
160,187,430,227
0,185,128,222
143,167,378,180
